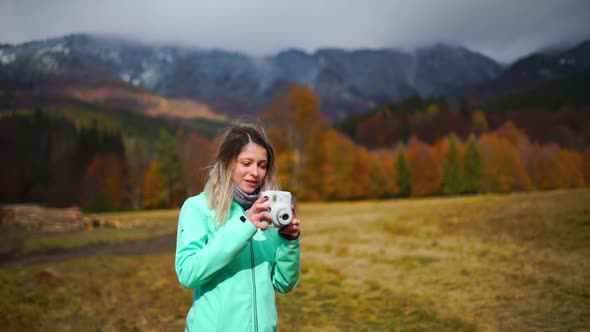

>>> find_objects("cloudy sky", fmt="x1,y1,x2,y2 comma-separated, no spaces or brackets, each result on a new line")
1,0,589,63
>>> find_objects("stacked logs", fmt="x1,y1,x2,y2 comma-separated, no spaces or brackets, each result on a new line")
0,204,86,232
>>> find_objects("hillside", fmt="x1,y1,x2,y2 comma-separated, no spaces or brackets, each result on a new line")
337,83,590,151
467,39,590,100
0,33,504,119
336,41,590,151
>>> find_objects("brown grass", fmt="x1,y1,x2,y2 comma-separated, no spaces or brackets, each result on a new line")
1,189,589,331
295,189,590,331
22,209,180,253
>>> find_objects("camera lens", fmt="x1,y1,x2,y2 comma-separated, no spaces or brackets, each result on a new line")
281,213,289,221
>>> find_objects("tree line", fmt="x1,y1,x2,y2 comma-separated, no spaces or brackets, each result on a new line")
261,85,589,200
1,85,588,211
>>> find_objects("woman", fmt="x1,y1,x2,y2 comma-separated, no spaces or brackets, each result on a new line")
175,123,301,332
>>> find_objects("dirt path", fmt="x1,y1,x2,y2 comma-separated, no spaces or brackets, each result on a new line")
0,232,177,269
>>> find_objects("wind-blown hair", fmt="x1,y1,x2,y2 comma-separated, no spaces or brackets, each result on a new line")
204,122,279,225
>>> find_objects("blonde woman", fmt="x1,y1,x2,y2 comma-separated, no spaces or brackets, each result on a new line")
175,123,301,332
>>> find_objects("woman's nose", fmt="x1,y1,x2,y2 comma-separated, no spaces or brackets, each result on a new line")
250,165,259,177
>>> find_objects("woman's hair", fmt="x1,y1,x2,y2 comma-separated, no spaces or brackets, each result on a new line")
204,122,279,225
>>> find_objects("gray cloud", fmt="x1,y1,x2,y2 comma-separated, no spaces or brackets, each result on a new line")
1,0,589,62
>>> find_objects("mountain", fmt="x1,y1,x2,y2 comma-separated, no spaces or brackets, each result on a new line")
0,34,504,119
468,39,590,100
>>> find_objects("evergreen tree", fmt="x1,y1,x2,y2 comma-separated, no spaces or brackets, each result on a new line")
459,96,471,119
441,134,463,195
155,129,184,207
370,161,388,199
395,149,412,197
463,134,483,193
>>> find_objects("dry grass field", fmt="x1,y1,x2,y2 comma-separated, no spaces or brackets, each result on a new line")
1,189,589,331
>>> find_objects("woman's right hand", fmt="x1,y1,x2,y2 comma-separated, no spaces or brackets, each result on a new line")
246,196,271,230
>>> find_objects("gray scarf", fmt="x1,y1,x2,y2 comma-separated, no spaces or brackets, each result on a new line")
233,186,260,210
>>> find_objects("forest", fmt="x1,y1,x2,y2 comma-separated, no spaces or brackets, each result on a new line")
1,81,589,212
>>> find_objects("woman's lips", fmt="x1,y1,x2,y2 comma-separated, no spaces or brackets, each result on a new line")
245,180,258,187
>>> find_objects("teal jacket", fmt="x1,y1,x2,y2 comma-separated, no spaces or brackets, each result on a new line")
175,193,301,332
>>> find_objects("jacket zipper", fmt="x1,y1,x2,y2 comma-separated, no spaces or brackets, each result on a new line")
250,239,259,332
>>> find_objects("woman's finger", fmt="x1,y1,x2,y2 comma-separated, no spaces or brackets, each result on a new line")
256,211,271,224
255,195,269,204
248,202,269,221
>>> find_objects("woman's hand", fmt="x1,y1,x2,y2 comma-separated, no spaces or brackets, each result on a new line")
279,204,300,239
246,196,271,230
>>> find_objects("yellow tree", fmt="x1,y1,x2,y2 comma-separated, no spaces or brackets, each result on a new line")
275,151,296,191
315,128,345,199
471,110,488,136
328,131,358,200
298,126,330,200
142,160,167,208
259,84,328,198
369,152,398,198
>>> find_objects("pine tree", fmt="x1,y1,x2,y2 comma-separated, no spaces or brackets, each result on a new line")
155,129,184,207
441,134,463,195
395,149,412,197
463,134,483,193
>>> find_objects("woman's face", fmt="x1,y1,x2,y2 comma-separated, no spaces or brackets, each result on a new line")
231,142,268,193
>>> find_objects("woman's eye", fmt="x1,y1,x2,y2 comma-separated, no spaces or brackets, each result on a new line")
259,164,267,170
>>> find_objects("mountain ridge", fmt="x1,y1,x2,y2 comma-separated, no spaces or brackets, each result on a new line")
1,33,588,119
0,33,504,118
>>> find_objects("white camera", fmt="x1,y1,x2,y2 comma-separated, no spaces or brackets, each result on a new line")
261,190,293,228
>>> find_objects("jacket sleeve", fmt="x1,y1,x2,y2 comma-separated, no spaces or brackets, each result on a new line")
175,198,258,289
271,235,301,293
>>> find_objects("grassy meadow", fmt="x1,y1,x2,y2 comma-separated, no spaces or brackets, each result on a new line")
1,189,589,331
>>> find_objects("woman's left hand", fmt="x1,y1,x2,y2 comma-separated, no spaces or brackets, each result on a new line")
279,204,300,238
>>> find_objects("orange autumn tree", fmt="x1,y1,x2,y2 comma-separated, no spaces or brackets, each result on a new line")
555,147,585,188
349,145,373,199
478,132,532,193
531,144,585,190
179,132,216,196
81,153,128,211
583,149,590,185
405,136,441,197
323,129,358,200
259,84,329,199
142,160,167,208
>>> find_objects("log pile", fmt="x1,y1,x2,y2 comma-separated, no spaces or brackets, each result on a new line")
0,204,86,232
